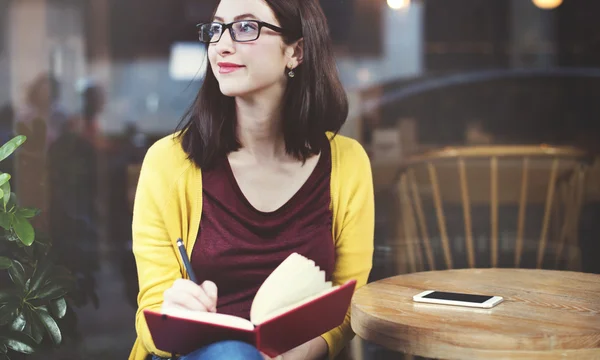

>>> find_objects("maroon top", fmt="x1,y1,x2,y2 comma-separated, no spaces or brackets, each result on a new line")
191,141,334,320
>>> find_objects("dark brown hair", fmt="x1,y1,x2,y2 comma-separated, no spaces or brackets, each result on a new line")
176,0,348,169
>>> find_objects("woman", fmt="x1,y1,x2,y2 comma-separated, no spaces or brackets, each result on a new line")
129,0,374,359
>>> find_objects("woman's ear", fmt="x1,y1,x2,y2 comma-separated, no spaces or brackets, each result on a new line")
286,38,304,67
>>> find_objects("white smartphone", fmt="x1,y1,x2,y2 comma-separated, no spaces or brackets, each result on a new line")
413,290,504,309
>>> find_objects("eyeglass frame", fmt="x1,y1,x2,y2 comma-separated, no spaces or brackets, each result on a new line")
196,19,298,44
196,20,293,43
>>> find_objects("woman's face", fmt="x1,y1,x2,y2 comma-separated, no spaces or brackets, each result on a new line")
207,0,299,98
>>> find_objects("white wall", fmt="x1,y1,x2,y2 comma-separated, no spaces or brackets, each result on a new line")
7,0,86,112
338,3,424,140
8,0,49,108
337,3,424,91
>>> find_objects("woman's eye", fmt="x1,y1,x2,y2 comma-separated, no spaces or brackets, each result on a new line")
239,22,258,32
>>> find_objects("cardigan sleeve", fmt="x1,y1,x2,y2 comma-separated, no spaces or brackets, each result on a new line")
321,139,375,359
131,143,182,359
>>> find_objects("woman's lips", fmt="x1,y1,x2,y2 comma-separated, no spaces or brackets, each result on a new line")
218,63,245,74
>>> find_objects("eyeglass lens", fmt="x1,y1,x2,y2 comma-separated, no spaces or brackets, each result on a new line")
199,21,260,43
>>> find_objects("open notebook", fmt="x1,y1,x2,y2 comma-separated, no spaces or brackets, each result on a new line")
144,253,356,357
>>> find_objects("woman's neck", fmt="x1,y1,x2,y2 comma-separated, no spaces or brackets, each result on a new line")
234,88,287,163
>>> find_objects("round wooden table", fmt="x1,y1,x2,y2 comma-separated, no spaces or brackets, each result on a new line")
351,268,600,359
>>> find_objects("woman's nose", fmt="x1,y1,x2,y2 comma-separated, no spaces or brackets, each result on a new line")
215,28,235,55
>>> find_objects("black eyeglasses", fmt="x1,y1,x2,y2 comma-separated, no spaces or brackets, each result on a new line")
197,20,288,43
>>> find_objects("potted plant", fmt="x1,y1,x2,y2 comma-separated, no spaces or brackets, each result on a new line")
0,135,77,360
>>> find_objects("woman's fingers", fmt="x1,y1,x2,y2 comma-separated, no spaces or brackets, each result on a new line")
163,286,210,312
201,280,218,310
190,282,217,313
163,279,218,313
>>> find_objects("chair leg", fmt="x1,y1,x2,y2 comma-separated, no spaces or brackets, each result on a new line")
349,337,364,360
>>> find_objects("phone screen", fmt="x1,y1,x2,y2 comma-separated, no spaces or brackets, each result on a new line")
423,291,493,303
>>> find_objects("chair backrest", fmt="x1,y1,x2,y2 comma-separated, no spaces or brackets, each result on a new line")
395,145,591,273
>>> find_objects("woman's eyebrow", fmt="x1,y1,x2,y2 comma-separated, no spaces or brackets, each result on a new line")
213,13,260,22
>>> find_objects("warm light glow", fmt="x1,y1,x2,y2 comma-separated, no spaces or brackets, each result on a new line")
387,0,411,10
532,0,563,9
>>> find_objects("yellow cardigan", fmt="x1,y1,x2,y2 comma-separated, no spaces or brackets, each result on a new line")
129,132,374,360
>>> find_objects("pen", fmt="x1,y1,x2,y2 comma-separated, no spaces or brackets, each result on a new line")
176,238,198,284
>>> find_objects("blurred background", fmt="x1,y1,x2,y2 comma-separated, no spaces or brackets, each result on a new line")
0,0,599,359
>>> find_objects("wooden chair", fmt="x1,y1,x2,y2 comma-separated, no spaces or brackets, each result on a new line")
394,145,591,273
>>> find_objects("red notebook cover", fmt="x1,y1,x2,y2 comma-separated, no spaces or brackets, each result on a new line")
144,279,356,357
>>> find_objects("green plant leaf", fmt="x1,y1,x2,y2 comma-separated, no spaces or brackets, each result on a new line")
0,213,10,230
1,182,10,209
32,283,67,301
2,330,36,354
7,192,16,210
10,311,26,332
29,258,52,293
0,257,11,270
15,208,38,219
35,308,61,345
0,303,19,326
23,308,44,344
7,260,25,288
0,174,9,187
12,215,34,246
0,341,6,354
0,136,26,163
49,298,67,319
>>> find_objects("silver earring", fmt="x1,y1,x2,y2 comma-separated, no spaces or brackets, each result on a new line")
287,63,295,78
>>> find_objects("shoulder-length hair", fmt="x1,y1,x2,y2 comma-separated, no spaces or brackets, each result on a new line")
176,0,348,169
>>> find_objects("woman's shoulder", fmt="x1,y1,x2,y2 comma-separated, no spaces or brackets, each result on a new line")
141,132,196,178
327,132,371,168
146,132,184,154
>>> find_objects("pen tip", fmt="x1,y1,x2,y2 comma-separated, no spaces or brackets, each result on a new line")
176,238,183,245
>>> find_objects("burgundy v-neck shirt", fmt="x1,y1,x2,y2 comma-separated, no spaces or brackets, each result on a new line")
190,143,335,320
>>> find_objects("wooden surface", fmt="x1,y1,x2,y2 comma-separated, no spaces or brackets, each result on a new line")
405,145,588,165
351,268,600,359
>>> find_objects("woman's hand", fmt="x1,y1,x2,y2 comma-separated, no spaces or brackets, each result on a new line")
162,279,218,313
